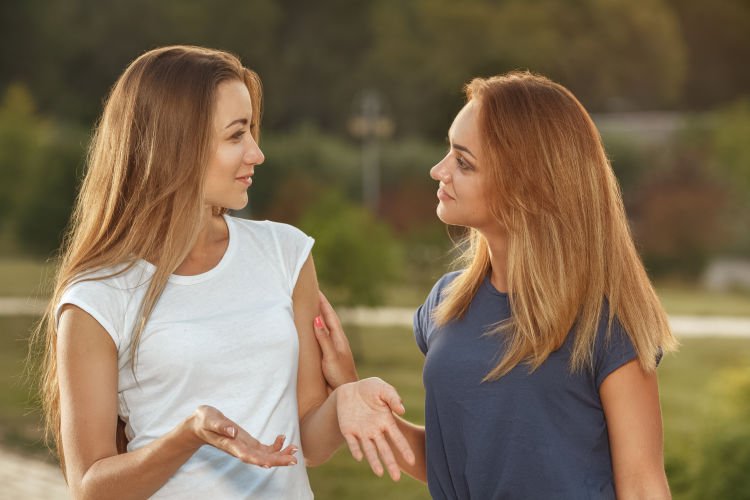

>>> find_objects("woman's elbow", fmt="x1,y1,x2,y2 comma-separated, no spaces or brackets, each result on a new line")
301,449,335,468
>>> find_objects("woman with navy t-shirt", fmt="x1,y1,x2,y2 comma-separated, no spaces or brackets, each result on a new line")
313,71,677,499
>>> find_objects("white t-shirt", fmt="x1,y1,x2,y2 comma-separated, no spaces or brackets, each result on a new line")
56,215,315,499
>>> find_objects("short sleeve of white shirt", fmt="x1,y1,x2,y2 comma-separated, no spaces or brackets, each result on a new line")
268,222,315,294
55,277,127,350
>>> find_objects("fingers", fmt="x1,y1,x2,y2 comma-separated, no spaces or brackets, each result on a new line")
207,425,298,468
271,434,285,452
343,433,364,462
386,423,416,466
361,438,384,477
318,291,345,343
374,435,401,481
313,315,335,355
237,438,298,468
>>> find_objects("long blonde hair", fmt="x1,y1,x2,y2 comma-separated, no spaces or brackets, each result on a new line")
434,71,677,380
29,45,263,470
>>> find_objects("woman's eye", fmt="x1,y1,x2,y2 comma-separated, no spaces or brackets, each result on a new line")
456,156,470,170
231,131,246,141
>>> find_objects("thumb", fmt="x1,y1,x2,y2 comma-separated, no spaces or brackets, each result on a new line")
381,385,406,416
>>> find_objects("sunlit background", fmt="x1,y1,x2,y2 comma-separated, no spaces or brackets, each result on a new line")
1,1,749,498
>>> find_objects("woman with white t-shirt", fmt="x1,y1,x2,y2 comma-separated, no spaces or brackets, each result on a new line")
31,45,414,499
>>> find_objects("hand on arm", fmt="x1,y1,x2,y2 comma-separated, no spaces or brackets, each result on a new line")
309,278,426,481
600,360,671,500
293,257,416,479
58,305,296,500
313,291,359,389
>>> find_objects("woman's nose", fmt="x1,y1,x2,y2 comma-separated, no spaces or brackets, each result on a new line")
246,140,265,166
430,156,450,182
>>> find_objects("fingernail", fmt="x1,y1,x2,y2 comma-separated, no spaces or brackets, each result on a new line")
226,426,236,438
314,316,323,328
291,447,299,454
290,459,297,466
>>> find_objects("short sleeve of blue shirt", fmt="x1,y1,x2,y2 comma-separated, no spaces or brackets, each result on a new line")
413,271,460,355
593,316,639,389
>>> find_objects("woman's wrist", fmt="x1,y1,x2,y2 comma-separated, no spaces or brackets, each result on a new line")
172,414,205,454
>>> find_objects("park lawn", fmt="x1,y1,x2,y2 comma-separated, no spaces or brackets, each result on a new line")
2,315,749,499
0,258,55,297
656,286,750,316
0,316,48,456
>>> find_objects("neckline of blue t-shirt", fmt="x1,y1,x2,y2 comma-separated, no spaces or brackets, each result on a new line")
482,273,510,298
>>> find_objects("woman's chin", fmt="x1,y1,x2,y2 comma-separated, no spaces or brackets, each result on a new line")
226,194,249,211
436,206,457,226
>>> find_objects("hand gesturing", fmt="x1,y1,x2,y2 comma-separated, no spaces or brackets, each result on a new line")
187,405,298,468
336,378,416,481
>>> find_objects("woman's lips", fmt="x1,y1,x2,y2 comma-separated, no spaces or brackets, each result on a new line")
236,176,252,187
437,187,455,201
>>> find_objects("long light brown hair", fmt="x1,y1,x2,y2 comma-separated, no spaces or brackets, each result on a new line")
29,45,263,471
434,71,677,380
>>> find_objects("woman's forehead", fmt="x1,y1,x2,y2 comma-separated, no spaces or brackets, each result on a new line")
449,101,480,146
214,80,253,125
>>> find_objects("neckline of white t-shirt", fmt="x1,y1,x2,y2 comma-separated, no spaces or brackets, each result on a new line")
135,214,238,286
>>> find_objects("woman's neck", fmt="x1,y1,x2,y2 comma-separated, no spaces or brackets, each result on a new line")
480,226,509,293
173,208,228,275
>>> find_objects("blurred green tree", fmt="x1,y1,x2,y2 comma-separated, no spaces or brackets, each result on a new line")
0,85,45,233
690,368,750,500
712,99,750,198
298,191,403,306
366,0,687,136
2,0,698,138
709,99,750,255
666,0,750,109
0,84,86,256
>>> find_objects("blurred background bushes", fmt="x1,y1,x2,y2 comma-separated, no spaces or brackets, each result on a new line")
2,0,749,293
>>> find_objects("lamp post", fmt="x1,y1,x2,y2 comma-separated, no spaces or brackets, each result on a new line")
348,89,394,213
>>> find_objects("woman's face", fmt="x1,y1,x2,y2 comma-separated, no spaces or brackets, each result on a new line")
430,100,493,230
204,79,265,211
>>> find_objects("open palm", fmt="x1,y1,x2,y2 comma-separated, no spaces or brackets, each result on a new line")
336,378,415,481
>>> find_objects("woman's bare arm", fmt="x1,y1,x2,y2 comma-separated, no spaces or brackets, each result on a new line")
600,360,671,500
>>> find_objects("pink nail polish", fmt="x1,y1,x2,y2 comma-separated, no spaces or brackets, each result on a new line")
314,316,323,328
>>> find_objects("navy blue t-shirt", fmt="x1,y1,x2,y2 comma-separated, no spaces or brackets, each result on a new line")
414,272,642,500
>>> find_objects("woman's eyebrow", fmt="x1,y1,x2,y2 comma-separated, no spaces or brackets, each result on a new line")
224,118,248,129
453,143,476,160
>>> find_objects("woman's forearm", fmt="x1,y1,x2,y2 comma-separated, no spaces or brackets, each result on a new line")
299,387,345,467
392,416,427,482
72,419,200,500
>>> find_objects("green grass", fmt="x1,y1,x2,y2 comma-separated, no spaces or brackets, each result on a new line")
0,316,48,457
0,259,55,297
2,314,749,498
656,286,750,316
